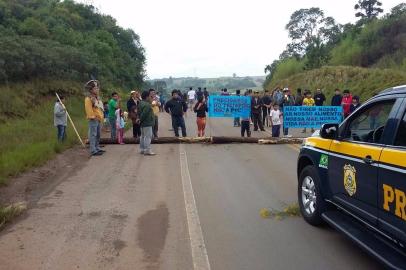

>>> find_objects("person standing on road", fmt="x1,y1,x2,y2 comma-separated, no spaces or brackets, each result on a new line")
127,90,138,112
261,90,272,127
251,91,265,131
350,95,361,113
128,104,140,138
165,90,188,137
281,88,295,137
272,87,283,106
341,89,353,118
149,88,161,138
295,88,303,106
314,88,326,106
196,87,203,99
108,92,120,140
221,88,230,96
331,88,342,106
234,89,241,127
138,91,156,156
241,91,251,137
115,106,125,145
84,80,105,156
127,90,141,138
194,95,208,137
187,87,196,111
302,90,315,134
203,88,209,100
54,95,67,142
270,103,282,137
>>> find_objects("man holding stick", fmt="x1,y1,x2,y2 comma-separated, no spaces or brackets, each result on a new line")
84,80,105,156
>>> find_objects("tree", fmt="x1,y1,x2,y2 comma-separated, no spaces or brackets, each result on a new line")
285,8,341,56
389,3,406,18
354,0,383,20
264,60,280,81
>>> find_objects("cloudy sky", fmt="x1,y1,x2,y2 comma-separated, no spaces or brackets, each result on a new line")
78,0,403,79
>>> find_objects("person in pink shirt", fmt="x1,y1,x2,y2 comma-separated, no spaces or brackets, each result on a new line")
341,89,353,118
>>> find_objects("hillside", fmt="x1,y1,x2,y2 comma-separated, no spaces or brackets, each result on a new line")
0,0,145,89
266,66,406,102
0,0,146,183
263,2,406,98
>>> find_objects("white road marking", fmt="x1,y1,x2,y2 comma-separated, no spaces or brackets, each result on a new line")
179,144,211,270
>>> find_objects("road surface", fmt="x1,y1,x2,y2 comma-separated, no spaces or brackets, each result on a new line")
0,112,380,270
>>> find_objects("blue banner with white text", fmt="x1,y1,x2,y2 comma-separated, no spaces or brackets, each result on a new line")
283,106,343,128
208,96,251,118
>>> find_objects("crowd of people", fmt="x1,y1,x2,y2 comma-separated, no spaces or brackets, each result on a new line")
53,80,362,157
233,87,361,138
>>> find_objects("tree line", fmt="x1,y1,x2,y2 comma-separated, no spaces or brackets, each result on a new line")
264,0,406,87
0,0,146,89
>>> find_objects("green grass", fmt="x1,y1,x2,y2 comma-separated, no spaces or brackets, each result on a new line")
266,66,406,102
0,97,88,184
0,202,27,229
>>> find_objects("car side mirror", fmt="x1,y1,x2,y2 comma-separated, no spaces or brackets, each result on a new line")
320,123,339,139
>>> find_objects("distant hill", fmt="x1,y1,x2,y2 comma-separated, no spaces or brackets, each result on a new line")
147,75,266,96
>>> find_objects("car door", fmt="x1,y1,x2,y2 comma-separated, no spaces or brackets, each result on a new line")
328,98,398,225
378,101,406,244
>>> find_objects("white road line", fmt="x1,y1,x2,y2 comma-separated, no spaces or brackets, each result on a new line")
179,144,211,270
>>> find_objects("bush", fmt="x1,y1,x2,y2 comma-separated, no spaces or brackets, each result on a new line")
271,58,305,83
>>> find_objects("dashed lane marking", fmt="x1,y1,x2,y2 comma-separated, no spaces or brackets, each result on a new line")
179,144,211,270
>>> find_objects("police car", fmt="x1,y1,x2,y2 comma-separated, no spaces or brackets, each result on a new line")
297,85,406,269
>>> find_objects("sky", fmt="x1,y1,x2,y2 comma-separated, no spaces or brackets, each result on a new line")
78,0,403,79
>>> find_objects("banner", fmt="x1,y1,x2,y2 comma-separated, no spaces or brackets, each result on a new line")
283,106,343,128
208,96,251,118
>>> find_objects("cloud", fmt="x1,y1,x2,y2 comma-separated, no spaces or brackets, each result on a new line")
78,0,403,79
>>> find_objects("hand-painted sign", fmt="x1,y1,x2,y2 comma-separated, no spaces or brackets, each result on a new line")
208,96,251,118
283,106,343,128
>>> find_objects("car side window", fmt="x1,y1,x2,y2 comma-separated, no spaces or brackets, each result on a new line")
342,100,395,144
394,111,406,147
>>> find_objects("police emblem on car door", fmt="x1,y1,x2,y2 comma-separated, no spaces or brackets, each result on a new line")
344,164,357,196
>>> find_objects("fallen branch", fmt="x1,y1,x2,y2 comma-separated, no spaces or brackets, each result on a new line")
97,136,303,145
258,138,303,144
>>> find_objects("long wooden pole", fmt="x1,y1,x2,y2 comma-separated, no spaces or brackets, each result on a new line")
55,92,85,148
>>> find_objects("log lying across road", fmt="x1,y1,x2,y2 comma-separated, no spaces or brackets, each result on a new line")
97,136,304,145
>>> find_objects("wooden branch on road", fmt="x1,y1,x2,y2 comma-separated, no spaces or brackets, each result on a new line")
97,137,303,145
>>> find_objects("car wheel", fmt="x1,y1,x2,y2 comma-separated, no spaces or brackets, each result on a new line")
298,165,327,226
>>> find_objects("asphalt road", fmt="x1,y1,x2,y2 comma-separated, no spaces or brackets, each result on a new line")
0,111,380,270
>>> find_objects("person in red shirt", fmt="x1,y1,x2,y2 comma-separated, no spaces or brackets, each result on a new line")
341,89,353,118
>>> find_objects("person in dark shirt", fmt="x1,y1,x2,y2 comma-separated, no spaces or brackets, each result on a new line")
234,89,241,127
261,90,272,127
350,95,361,113
295,88,303,106
331,88,342,106
203,88,209,99
314,88,326,106
196,87,203,99
165,90,188,137
194,95,208,137
251,91,265,131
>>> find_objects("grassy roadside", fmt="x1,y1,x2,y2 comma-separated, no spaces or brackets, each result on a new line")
0,203,27,229
0,96,88,185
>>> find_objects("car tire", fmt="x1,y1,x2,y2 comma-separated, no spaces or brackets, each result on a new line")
298,165,327,226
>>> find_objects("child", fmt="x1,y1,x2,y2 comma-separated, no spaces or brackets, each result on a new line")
241,116,251,137
270,104,282,137
302,90,315,133
350,95,361,113
193,96,208,137
115,107,125,144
